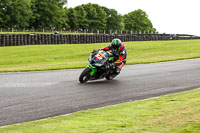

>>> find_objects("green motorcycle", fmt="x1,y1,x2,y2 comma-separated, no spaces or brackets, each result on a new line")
79,50,115,83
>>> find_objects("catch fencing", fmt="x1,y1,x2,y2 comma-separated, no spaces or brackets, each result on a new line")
0,34,199,46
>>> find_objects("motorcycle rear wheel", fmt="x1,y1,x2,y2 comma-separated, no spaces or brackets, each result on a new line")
79,67,91,83
105,75,113,80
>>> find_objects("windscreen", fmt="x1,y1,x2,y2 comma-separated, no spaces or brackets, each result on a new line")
89,50,108,65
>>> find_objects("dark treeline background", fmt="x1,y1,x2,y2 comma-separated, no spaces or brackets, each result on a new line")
0,0,156,33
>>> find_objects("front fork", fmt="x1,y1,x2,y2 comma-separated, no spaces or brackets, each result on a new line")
87,63,96,76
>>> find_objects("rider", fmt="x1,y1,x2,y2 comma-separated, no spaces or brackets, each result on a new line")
101,38,127,79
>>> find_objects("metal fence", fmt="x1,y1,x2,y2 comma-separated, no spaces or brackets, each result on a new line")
0,34,199,46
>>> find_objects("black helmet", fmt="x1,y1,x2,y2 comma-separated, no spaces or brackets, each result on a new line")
111,38,122,50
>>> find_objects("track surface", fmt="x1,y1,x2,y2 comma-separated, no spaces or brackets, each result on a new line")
0,58,200,126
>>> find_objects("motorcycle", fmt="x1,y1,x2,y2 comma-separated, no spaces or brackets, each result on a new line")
79,49,116,83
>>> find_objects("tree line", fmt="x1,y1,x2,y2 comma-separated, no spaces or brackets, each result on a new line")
0,0,156,33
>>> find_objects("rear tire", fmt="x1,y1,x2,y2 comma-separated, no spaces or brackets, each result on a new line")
79,68,91,83
105,75,113,80
105,73,118,80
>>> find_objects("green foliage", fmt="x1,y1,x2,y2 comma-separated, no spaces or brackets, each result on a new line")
0,0,10,27
124,9,155,33
8,0,32,28
31,0,67,28
82,3,107,30
0,0,32,28
68,3,123,31
66,8,78,30
0,1,156,32
74,5,89,30
103,7,123,31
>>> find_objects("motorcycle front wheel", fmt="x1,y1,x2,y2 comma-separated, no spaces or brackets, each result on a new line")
79,67,91,83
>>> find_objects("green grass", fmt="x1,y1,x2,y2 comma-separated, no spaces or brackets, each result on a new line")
1,39,200,72
1,88,200,133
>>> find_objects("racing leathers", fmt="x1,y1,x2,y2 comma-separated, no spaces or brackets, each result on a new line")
101,42,127,77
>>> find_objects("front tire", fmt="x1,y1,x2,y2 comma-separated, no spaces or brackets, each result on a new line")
79,68,91,83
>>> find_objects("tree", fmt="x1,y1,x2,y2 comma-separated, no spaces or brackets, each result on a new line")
124,9,155,33
66,8,78,30
0,1,157,33
103,7,123,31
0,0,10,27
0,0,32,28
82,3,107,31
0,12,3,27
31,0,67,29
8,0,32,28
74,5,89,30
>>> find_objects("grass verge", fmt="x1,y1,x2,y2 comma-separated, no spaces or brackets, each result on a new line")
0,39,200,72
0,88,200,133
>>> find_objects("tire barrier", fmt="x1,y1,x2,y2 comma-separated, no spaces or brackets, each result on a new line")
0,34,199,46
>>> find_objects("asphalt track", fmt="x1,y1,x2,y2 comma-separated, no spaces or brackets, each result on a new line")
0,58,200,126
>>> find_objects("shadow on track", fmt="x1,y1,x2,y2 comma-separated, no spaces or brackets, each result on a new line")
78,79,123,86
